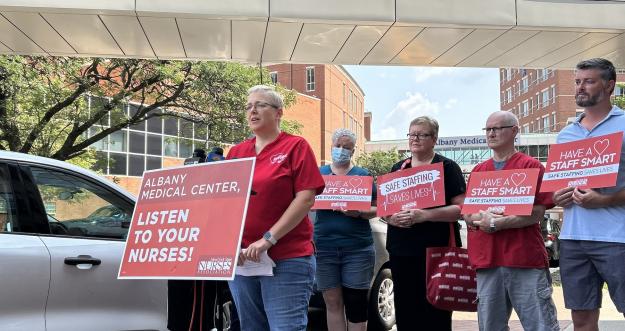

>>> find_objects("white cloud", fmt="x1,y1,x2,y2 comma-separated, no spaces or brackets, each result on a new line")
444,98,458,109
373,92,441,140
414,67,453,83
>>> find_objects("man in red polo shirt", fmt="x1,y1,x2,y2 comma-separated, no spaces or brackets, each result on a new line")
464,111,559,331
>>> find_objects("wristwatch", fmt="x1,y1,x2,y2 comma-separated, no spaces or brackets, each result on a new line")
489,218,496,233
263,231,278,245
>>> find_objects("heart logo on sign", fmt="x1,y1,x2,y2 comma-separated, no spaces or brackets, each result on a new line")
593,139,609,155
349,177,363,189
510,173,526,187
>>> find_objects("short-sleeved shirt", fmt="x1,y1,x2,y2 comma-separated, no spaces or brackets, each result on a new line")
314,165,376,249
467,152,553,270
227,132,325,261
385,154,466,256
557,106,625,243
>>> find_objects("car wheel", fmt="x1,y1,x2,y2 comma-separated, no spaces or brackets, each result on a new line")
368,268,395,331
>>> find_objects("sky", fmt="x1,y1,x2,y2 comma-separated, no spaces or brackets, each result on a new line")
343,66,501,140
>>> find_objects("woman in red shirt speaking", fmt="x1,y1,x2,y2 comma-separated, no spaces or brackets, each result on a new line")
227,85,325,331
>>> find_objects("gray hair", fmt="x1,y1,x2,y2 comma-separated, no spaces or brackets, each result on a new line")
409,116,439,137
576,58,616,82
332,128,357,145
493,110,519,126
247,85,284,109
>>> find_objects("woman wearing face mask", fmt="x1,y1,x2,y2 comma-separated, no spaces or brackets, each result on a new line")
314,128,377,331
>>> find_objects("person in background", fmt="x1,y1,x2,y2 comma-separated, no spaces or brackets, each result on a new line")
553,58,625,330
314,128,377,331
385,116,466,331
207,147,225,162
464,111,558,331
226,85,325,331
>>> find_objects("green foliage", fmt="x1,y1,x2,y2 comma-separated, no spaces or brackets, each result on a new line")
280,119,303,135
355,148,402,178
0,56,297,163
615,83,625,109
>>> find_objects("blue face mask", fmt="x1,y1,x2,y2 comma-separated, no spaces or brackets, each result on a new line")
331,147,352,164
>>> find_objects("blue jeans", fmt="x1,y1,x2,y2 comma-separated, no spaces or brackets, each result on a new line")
228,256,315,331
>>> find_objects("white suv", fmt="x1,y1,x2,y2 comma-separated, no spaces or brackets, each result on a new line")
0,151,167,331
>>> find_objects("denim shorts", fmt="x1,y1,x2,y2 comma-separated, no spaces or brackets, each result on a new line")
315,244,375,291
560,239,625,312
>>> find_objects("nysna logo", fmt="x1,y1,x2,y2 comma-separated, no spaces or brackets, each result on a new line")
270,153,287,164
197,256,233,276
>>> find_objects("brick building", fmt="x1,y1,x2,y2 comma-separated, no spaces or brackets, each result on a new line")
500,68,625,134
266,64,366,164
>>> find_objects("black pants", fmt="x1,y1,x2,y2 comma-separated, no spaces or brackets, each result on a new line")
389,254,452,331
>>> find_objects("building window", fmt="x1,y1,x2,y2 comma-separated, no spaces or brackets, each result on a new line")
343,83,346,105
542,116,550,133
505,88,512,104
551,85,556,104
522,124,529,133
540,69,550,81
505,68,511,82
522,100,529,117
270,72,278,84
552,112,557,131
520,77,528,94
520,69,527,77
541,89,550,108
306,67,315,91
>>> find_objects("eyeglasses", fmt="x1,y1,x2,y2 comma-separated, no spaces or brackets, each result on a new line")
406,133,432,140
244,101,278,112
482,126,515,133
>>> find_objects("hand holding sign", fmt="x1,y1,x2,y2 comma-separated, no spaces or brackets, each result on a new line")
541,132,623,192
376,163,446,217
462,168,540,216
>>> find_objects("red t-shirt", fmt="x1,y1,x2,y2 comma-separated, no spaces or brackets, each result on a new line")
227,132,325,261
467,152,554,270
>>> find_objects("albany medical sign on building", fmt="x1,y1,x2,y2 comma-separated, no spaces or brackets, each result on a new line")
119,158,255,280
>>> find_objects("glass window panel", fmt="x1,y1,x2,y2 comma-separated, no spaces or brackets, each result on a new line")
109,153,127,175
180,120,194,139
146,134,162,156
128,104,145,131
164,116,178,136
128,154,145,177
194,124,208,140
129,131,145,154
109,130,127,152
146,110,163,134
146,156,161,171
179,139,193,158
528,145,539,158
88,126,107,150
163,137,178,157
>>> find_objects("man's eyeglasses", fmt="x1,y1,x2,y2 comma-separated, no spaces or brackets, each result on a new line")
482,126,515,133
406,133,432,140
244,101,278,112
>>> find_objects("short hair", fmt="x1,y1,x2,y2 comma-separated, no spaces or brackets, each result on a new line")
409,116,439,137
332,128,357,145
576,58,616,83
247,85,284,109
496,111,519,127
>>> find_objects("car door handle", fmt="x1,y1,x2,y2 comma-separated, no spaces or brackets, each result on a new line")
64,255,102,266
